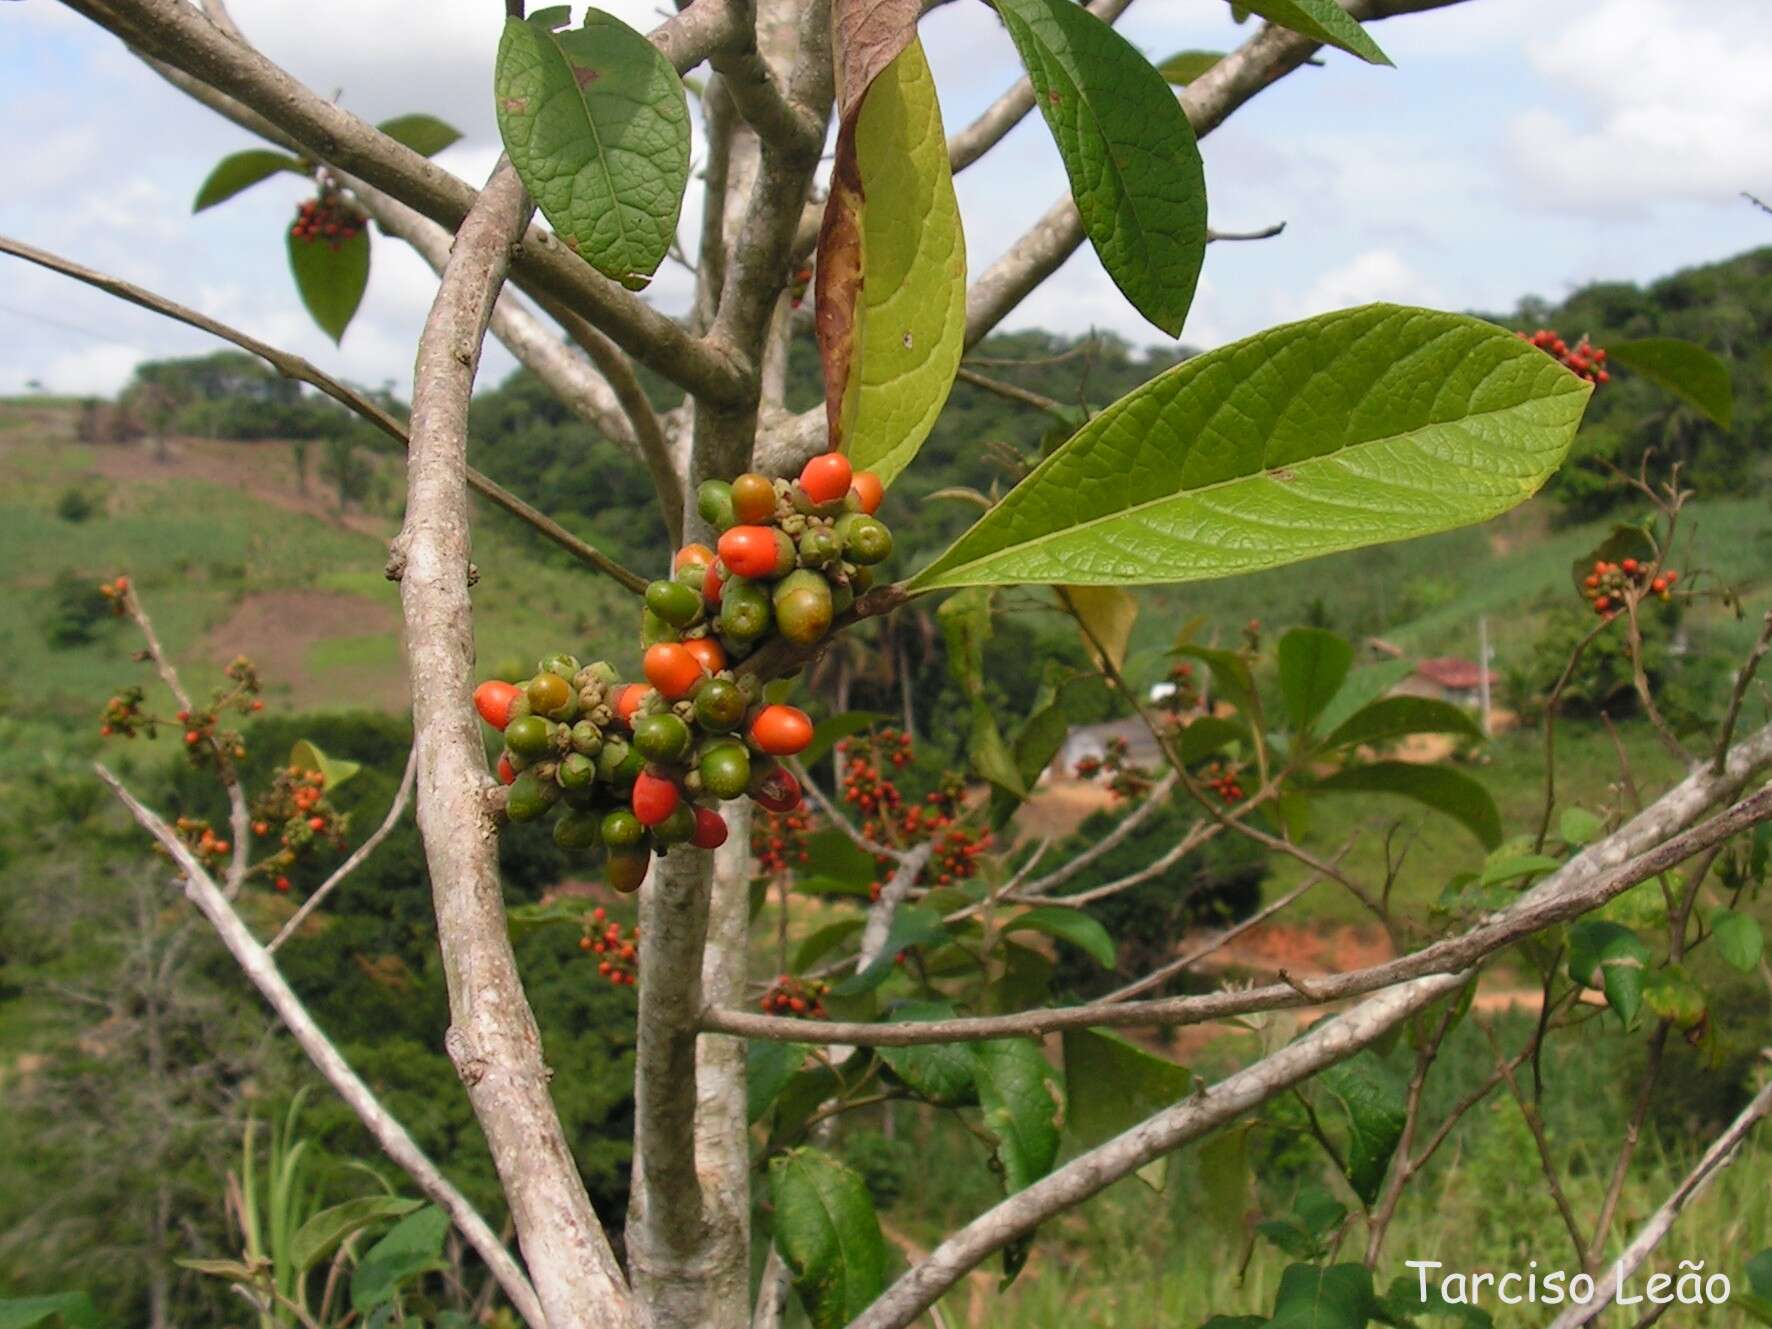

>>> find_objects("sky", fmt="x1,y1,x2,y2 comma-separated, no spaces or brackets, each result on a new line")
2,0,1769,401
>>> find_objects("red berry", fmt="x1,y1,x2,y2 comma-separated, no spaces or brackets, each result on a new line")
497,752,518,785
850,470,885,515
632,771,681,826
750,704,813,756
644,643,704,701
475,679,522,730
717,526,791,580
691,806,730,849
799,452,854,505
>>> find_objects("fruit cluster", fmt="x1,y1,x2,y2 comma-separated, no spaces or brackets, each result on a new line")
475,651,811,895
758,973,829,1020
98,574,131,616
250,764,349,877
98,646,263,768
290,193,367,249
1073,734,1156,800
579,907,639,987
753,804,814,877
1517,328,1609,385
684,451,892,661
172,816,231,867
1201,759,1246,803
833,731,991,898
1581,557,1678,620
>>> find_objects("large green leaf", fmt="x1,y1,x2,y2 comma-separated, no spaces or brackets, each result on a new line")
938,587,994,698
290,1196,422,1275
994,0,1206,336
818,37,966,486
1317,1052,1406,1206
1196,1125,1253,1243
1157,50,1225,85
1322,696,1484,750
375,113,463,158
971,1037,1064,1194
1569,921,1650,1028
1269,1263,1382,1329
1177,715,1245,764
494,9,691,288
878,1001,979,1106
349,1205,449,1313
1006,906,1116,967
748,1039,808,1124
793,918,866,972
194,149,306,212
799,828,877,896
1608,336,1733,429
1062,1028,1193,1188
833,906,948,996
1278,627,1353,732
907,306,1590,591
769,1149,888,1329
1710,907,1765,973
1059,585,1138,672
1234,0,1391,65
289,739,361,790
1313,658,1415,738
1310,760,1502,850
287,225,369,344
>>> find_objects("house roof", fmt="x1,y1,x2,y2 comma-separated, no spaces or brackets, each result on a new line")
1413,657,1498,690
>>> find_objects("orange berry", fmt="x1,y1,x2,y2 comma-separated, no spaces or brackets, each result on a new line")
850,470,884,515
644,643,704,701
749,704,814,757
718,526,792,580
612,684,650,728
675,543,716,574
474,679,522,730
682,637,727,676
799,452,853,505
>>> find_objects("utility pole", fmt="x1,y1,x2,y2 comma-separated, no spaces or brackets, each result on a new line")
1477,614,1493,738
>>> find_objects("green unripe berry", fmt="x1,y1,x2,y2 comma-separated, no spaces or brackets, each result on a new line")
693,677,747,732
557,752,596,790
606,844,651,893
633,712,692,763
553,808,602,851
697,479,737,532
595,737,633,783
505,714,552,760
698,742,751,799
646,579,703,628
601,808,645,848
798,526,842,567
837,513,893,565
570,720,603,756
651,802,697,845
504,770,553,823
640,607,681,646
538,653,580,679
527,671,575,720
719,578,773,642
772,569,834,645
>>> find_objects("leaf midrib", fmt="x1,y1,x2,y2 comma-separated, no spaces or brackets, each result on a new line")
541,23,642,272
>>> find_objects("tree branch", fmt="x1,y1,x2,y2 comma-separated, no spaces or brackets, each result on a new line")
704,724,1772,1044
267,744,418,954
397,157,634,1329
0,232,650,593
93,766,545,1329
58,0,748,405
847,971,1472,1329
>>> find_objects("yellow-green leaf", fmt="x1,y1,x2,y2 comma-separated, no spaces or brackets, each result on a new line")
1059,585,1137,673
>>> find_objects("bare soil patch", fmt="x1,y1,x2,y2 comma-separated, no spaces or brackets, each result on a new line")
204,589,405,711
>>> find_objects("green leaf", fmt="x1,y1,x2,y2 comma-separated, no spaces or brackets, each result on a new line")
194,150,305,212
994,0,1205,337
506,898,590,938
1173,644,1258,717
1311,761,1502,850
833,906,948,996
908,306,1590,592
1196,1125,1253,1243
1709,907,1764,973
1233,0,1391,65
769,1149,888,1329
1059,585,1139,673
1314,658,1416,739
287,225,369,344
801,828,877,893
939,588,994,698
1157,50,1224,85
1568,922,1650,1029
291,1196,422,1275
350,1205,449,1313
1559,806,1603,846
375,113,463,158
1177,715,1245,764
0,1295,104,1329
1381,1274,1495,1328
1278,627,1353,732
1743,1250,1772,1327
971,1037,1064,1194
1317,1053,1406,1206
1061,1028,1192,1188
1641,964,1706,1028
176,1258,262,1281
494,9,691,288
289,739,361,790
878,1001,978,1106
748,1039,807,1123
1007,906,1116,968
1608,337,1734,429
793,918,866,972
1323,696,1483,750
1015,702,1072,790
820,36,966,487
801,711,892,769
1269,1262,1381,1329
1570,523,1656,597
1477,853,1561,887
969,700,1027,799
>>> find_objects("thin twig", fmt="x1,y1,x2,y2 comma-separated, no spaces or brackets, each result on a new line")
267,745,418,954
954,366,1069,418
1482,1015,1589,1267
1714,609,1772,774
0,233,649,594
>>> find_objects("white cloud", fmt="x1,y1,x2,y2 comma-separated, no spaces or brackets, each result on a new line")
1506,0,1772,212
1272,249,1447,325
39,342,151,396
